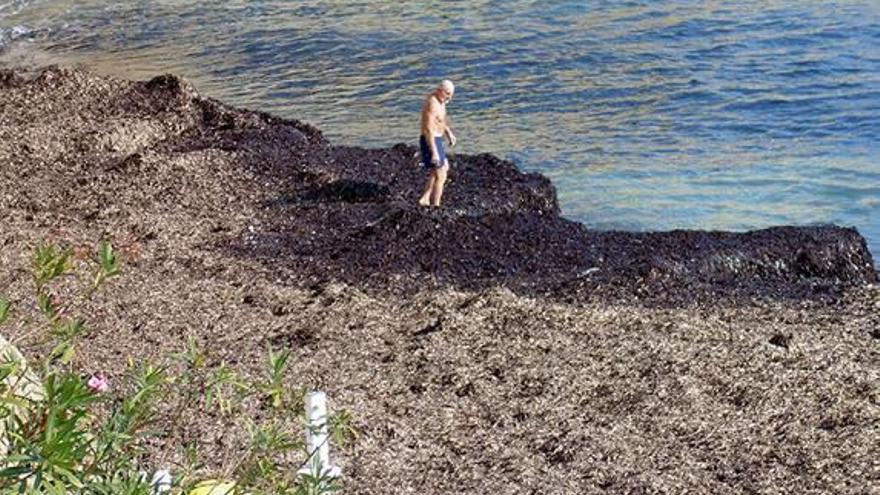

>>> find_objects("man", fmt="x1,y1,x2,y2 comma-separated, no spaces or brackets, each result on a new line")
418,80,457,207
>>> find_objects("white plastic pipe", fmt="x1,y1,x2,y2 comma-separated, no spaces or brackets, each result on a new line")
150,470,172,494
299,391,342,478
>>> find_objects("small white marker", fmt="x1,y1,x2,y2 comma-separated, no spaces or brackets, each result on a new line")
298,391,342,479
151,469,172,494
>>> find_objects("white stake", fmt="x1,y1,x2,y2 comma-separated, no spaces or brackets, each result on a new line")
298,391,342,478
150,469,172,494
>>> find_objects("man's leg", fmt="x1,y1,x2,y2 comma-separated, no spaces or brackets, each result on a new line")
419,172,435,206
430,163,448,206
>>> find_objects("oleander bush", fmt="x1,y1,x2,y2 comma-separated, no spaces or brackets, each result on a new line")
0,241,356,494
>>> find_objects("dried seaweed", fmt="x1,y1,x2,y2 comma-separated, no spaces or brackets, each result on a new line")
1,66,878,494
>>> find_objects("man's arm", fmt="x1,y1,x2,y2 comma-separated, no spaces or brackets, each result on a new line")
444,114,456,147
421,99,440,163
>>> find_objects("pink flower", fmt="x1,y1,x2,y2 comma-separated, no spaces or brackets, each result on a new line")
87,374,109,393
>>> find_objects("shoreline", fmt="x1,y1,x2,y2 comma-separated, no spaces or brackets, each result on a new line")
6,65,874,305
4,1,880,264
1,66,878,493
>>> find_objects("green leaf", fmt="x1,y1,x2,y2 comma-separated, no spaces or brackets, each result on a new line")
53,465,84,489
92,240,121,290
49,341,71,363
34,243,73,287
51,319,86,341
0,465,31,478
1,454,38,464
37,291,57,319
60,344,76,365
0,395,31,410
100,240,120,275
0,357,21,380
0,297,10,326
268,348,291,384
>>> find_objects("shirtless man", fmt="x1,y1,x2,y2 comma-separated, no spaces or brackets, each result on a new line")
418,80,457,206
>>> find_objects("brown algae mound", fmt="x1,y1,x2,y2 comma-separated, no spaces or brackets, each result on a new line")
1,66,878,494
2,65,873,303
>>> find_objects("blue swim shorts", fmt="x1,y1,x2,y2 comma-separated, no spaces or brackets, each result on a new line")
419,135,447,168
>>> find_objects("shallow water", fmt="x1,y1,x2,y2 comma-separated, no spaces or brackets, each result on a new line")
2,0,879,263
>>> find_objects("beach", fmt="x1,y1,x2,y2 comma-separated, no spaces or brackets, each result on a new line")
1,66,878,494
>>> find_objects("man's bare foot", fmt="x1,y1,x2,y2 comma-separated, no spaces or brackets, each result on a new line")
418,197,430,206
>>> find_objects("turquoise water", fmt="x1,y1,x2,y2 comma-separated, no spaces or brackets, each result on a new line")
2,1,879,262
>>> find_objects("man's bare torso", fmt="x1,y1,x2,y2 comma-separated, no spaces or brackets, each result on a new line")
420,94,447,138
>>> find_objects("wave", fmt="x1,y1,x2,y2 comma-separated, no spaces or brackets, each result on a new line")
0,0,35,17
0,24,32,50
0,0,38,51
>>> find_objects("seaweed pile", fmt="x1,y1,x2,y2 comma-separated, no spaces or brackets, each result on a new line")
1,66,878,494
4,66,874,304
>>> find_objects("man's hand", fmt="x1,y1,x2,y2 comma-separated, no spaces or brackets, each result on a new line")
448,132,457,147
431,153,440,165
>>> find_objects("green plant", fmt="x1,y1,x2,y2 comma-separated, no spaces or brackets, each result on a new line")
0,241,358,494
262,347,292,410
92,240,120,291
33,243,73,290
327,409,359,449
89,363,166,475
1,372,98,492
295,460,342,495
173,336,207,371
205,364,248,415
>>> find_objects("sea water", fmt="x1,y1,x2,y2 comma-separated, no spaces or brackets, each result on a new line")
2,1,878,263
